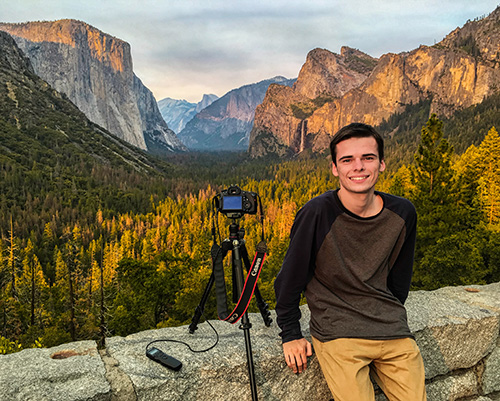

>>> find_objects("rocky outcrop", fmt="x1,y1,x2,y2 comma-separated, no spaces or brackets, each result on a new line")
306,44,499,136
0,28,33,75
248,47,377,157
0,20,186,153
438,8,500,66
249,6,500,158
178,76,295,151
1,282,500,401
158,94,219,134
248,83,314,157
293,46,378,99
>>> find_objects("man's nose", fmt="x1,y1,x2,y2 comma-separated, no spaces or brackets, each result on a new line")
353,158,364,170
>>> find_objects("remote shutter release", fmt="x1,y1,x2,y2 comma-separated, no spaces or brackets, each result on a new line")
146,347,182,371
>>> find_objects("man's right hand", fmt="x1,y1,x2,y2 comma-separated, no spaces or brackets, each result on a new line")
282,338,313,374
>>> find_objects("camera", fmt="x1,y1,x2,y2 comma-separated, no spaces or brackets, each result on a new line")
215,185,258,217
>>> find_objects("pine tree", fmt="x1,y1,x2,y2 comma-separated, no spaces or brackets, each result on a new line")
411,115,455,247
18,239,48,327
0,238,6,337
7,217,19,299
418,230,488,289
476,127,500,226
413,114,454,203
411,115,460,287
388,165,414,198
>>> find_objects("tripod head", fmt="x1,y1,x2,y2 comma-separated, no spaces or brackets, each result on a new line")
228,218,245,241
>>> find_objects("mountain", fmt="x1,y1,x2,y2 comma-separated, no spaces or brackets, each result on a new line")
249,7,500,158
158,94,219,134
0,29,175,229
177,76,295,151
0,19,186,154
248,47,378,157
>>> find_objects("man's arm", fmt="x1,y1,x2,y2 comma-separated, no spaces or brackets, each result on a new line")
274,204,318,372
388,203,417,304
274,205,317,341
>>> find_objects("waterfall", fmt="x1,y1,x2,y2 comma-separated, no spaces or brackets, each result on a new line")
299,120,307,152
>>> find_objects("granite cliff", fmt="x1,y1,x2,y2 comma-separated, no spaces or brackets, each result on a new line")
249,7,500,157
0,30,170,175
178,76,295,151
249,47,378,156
0,20,186,154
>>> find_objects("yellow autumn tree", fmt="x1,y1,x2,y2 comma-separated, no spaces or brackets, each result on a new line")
477,127,500,226
18,239,48,328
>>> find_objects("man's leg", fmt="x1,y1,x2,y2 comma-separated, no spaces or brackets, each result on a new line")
312,337,377,401
370,338,427,401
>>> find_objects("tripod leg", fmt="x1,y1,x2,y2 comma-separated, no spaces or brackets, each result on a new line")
232,240,259,401
253,286,272,327
188,272,214,334
241,312,258,401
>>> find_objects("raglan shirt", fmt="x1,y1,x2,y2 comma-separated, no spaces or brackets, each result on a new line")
274,189,417,344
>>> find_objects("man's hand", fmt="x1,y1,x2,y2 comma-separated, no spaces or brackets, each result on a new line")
282,338,313,374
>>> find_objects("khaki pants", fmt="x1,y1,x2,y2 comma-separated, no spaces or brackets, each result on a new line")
312,337,427,401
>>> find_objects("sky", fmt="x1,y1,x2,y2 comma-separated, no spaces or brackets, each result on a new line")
1,1,498,103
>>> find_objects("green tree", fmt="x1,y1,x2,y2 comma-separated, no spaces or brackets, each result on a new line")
413,114,454,203
411,115,455,254
409,114,482,288
6,216,20,299
418,230,488,290
0,238,7,337
108,257,171,335
388,165,414,198
483,228,500,282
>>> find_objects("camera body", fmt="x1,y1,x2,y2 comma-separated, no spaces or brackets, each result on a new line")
215,185,258,217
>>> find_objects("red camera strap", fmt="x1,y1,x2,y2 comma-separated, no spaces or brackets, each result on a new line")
212,241,267,324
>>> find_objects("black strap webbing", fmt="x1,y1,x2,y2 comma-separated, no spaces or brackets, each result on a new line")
212,241,267,324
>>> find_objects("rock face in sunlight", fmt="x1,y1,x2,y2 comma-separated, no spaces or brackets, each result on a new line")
293,47,378,99
0,20,186,154
249,47,378,157
249,7,500,158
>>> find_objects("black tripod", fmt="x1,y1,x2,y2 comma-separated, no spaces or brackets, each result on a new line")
189,218,272,401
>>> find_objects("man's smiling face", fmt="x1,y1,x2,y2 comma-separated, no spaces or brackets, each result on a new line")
331,136,386,195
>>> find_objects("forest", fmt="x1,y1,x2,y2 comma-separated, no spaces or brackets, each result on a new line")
0,113,499,354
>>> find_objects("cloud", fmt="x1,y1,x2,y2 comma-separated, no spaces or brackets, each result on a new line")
1,0,498,102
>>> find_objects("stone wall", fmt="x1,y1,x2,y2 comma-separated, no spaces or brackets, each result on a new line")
1,283,499,401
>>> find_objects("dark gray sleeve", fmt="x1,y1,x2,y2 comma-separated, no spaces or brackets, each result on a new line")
274,205,318,343
387,205,417,304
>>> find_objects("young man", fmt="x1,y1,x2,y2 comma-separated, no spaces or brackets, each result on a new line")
274,123,427,400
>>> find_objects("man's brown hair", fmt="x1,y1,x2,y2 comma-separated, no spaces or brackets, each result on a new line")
330,123,384,165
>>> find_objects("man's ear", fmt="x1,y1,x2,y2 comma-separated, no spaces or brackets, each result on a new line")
379,159,386,173
332,161,339,177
